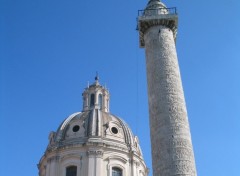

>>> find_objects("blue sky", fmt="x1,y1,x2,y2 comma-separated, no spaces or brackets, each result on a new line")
1,0,240,175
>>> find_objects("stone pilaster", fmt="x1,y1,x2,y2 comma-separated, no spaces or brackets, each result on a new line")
96,151,103,176
46,156,60,176
87,150,103,176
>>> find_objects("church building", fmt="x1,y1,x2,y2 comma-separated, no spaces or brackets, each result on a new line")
38,76,148,176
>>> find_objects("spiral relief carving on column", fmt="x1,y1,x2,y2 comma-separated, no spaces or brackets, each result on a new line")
142,23,197,175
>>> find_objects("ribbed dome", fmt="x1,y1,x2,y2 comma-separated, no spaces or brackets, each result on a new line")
48,111,136,147
46,77,143,158
39,77,148,176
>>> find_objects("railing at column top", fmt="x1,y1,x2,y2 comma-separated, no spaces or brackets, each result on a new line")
138,7,177,17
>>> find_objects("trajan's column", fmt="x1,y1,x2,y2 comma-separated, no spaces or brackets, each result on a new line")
137,0,197,175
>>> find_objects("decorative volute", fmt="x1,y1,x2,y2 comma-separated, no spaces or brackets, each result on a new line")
82,76,110,112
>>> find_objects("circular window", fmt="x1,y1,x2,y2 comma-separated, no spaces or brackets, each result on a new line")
111,127,118,134
72,125,80,132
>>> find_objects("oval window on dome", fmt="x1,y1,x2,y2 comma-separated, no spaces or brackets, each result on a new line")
111,127,118,134
72,125,80,132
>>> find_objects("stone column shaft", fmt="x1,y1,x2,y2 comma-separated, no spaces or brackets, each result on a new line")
144,25,197,176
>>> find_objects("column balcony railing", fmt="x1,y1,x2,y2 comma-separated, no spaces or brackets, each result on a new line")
138,7,177,17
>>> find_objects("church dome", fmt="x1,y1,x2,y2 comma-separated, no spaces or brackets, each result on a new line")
38,76,148,176
48,111,139,155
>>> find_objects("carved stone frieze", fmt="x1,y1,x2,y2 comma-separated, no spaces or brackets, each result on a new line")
47,156,60,163
87,150,103,158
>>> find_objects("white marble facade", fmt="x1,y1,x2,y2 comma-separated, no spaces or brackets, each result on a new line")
38,77,148,176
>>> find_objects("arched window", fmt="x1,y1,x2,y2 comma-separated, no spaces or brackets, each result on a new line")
90,94,95,107
112,167,122,176
98,94,103,109
66,166,77,176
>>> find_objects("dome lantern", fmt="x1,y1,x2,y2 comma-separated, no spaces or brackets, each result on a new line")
82,77,110,112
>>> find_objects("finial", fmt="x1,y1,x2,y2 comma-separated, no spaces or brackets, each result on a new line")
95,72,99,81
